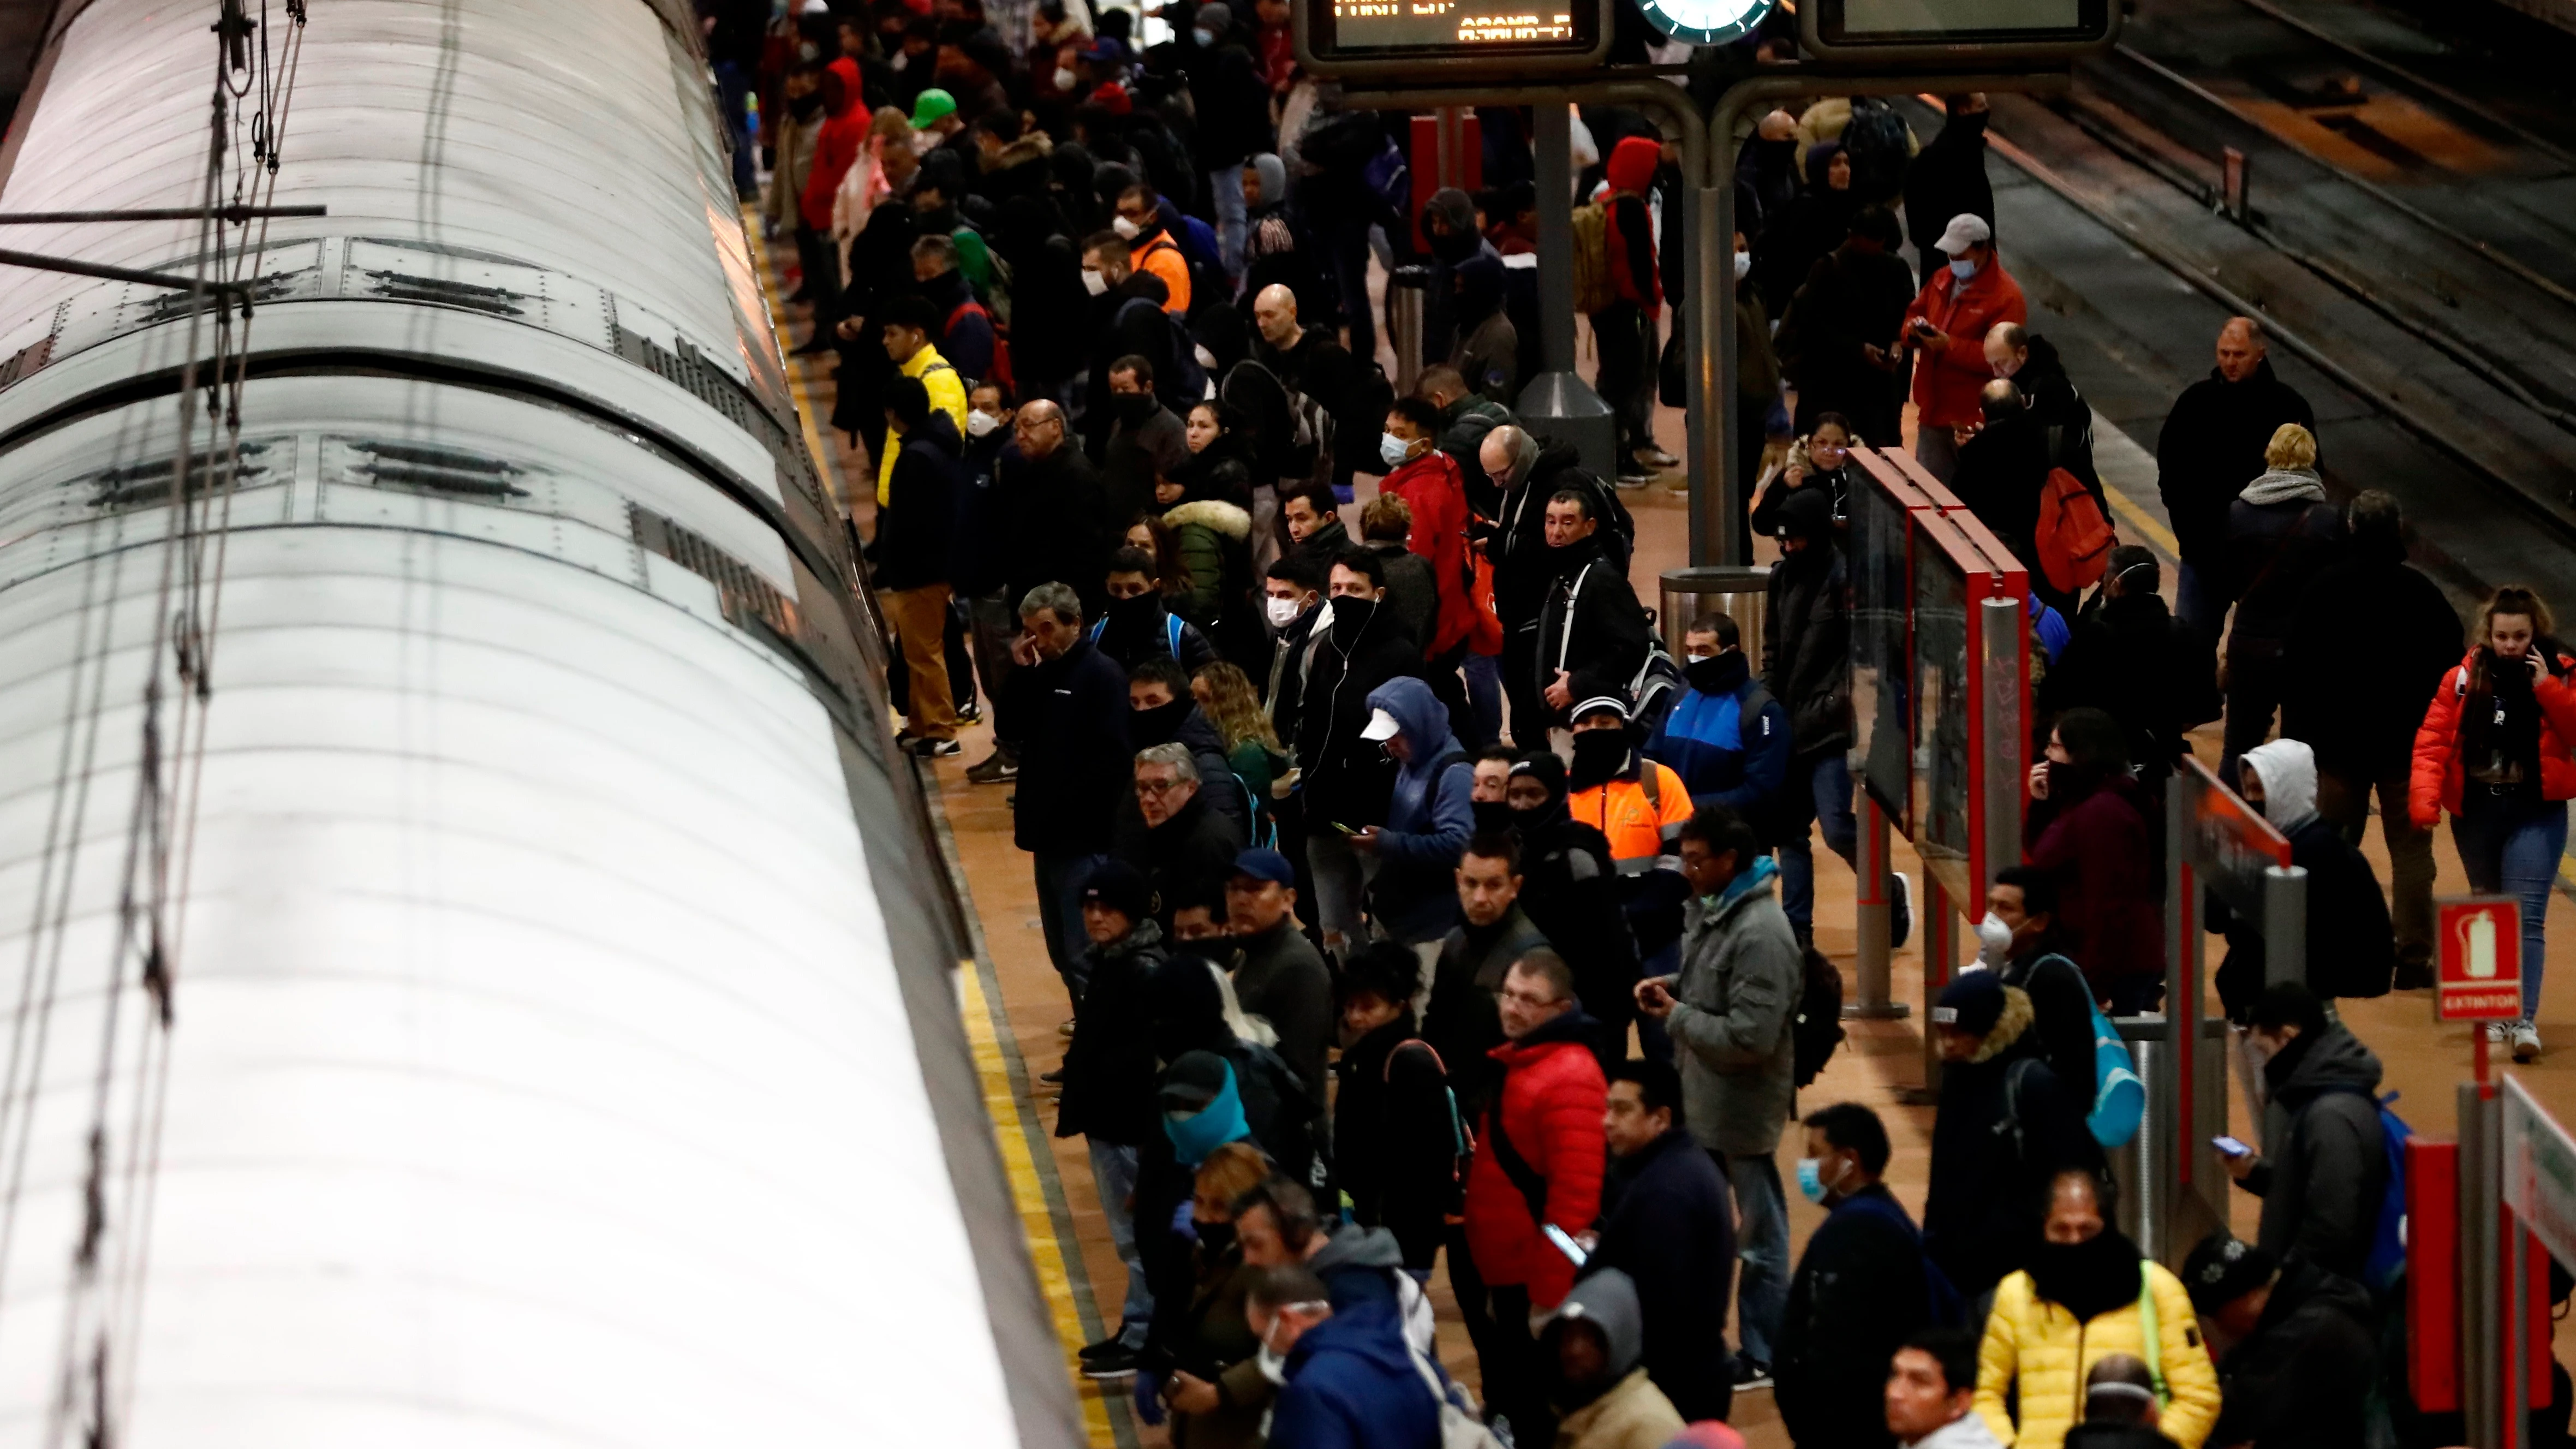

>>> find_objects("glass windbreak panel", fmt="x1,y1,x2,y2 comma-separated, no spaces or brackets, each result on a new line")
1852,472,1912,829
1911,521,1971,887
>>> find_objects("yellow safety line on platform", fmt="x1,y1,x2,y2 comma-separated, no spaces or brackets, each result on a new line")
743,206,1118,1446
2103,482,2181,562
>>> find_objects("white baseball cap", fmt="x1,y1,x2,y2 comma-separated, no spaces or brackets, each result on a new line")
1936,213,1993,255
1361,707,1402,742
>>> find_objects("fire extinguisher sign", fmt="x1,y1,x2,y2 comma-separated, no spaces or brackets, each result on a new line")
2437,896,2523,1021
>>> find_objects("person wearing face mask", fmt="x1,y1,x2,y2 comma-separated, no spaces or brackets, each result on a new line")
1248,1264,1445,1449
1904,95,1996,287
1921,971,2101,1302
1776,1102,1938,1449
1633,803,1799,1388
1645,613,1791,842
1586,1060,1736,1425
1535,491,1653,725
1113,181,1194,315
1732,109,1802,243
1100,354,1192,529
1972,1171,2220,1449
1139,1141,1274,1447
2023,709,2164,1012
1566,698,1692,1054
2211,736,2394,1017
1501,752,1638,1058
1467,745,1519,833
1292,552,1422,957
1330,944,1463,1272
909,231,995,386
1897,213,2026,482
1098,548,1222,675
1765,487,1859,945
2214,982,2388,1289
1260,554,1329,730
2409,585,2575,1059
1976,867,2102,1107
1749,140,1858,320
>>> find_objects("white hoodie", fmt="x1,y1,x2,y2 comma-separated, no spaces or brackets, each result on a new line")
2240,737,2321,835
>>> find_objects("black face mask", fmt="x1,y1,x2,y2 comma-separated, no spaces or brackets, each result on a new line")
1429,228,1477,265
789,90,827,121
1196,1219,1237,1257
1471,800,1514,833
1114,391,1158,425
1130,697,1192,749
1329,597,1377,645
2025,1228,2141,1323
1568,729,1630,791
1684,651,1749,696
1510,797,1567,833
915,204,959,234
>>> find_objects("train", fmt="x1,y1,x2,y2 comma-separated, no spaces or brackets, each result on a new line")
0,0,1077,1442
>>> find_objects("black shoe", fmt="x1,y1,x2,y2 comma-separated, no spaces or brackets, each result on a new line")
1733,1357,1773,1391
1039,1067,1065,1084
1077,1332,1126,1361
904,736,962,758
1083,1344,1141,1379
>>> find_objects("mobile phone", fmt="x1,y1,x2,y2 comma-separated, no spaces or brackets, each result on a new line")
2212,1136,2251,1159
1542,1223,1588,1267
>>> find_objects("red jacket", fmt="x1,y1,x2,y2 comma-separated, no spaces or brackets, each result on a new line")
2409,646,2576,828
2024,772,2164,995
1462,1013,1606,1308
1901,257,2027,429
800,59,868,231
1604,136,1662,321
1381,450,1477,658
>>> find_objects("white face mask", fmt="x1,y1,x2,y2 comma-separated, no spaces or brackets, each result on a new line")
1256,1343,1288,1385
1974,911,2014,967
1265,595,1303,628
1081,268,1109,296
1734,249,1751,282
1053,65,1077,92
1112,214,1143,240
966,410,1001,438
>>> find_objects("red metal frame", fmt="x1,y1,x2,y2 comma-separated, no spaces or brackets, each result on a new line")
2411,1138,2461,1412
1910,509,2018,901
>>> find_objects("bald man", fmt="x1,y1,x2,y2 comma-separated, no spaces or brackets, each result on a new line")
2153,315,2316,645
1248,282,1358,567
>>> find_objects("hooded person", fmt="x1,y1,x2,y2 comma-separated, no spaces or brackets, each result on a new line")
1751,139,1859,317
2222,982,2389,1282
1541,1269,1687,1449
1763,485,1857,941
1597,137,1665,469
1448,253,1519,403
1356,678,1476,945
1418,186,1495,367
1921,973,2102,1301
1240,152,1311,313
2213,738,2395,1013
2182,1235,2377,1449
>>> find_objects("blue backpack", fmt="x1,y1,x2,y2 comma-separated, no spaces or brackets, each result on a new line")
2026,956,2145,1148
2306,1084,2413,1293
1088,612,1186,658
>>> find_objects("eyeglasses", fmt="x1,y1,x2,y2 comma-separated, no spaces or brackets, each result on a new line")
1135,776,1189,797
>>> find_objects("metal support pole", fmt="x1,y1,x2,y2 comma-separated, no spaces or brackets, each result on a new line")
1689,181,1721,564
2463,1081,2503,1449
1534,102,1578,374
2509,1215,2530,1449
2262,864,2307,988
1847,794,1907,1018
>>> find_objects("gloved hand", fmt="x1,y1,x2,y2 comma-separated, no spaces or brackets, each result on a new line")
1132,1369,1166,1427
1170,1200,1198,1244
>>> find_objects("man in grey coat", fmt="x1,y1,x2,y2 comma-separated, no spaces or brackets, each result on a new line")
1636,802,1800,1387
2222,981,2387,1283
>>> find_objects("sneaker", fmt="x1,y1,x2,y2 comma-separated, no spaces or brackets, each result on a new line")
1633,445,1679,468
1614,470,1654,489
966,750,1019,784
2515,1022,2543,1063
1082,1344,1141,1379
1890,872,1914,952
956,701,982,725
1733,1357,1773,1391
2485,1022,2509,1045
1058,1018,1077,1039
904,736,962,758
1077,1332,1126,1361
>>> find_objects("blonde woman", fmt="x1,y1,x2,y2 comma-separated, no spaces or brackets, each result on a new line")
2220,422,2341,776
1192,662,1287,810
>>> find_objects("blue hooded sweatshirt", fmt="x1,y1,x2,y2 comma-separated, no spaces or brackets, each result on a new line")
1268,1301,1444,1449
1363,677,1475,942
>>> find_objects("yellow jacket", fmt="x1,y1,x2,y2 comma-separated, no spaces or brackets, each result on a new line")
1973,1261,2220,1449
876,343,968,505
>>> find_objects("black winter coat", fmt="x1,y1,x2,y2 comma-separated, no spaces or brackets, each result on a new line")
1922,991,2103,1299
1232,917,1336,1104
2041,591,2218,779
2280,552,2461,778
1776,240,1913,445
2015,335,2100,498
1764,545,1852,758
997,444,1113,619
1423,906,1549,1120
1055,922,1171,1146
1903,109,1997,277
1293,605,1420,830
1367,540,1441,661
2208,1260,2378,1449
1776,1184,1935,1449
2241,1024,2387,1281
1587,1130,1737,1424
1535,537,1653,709
1952,407,2054,591
1333,1014,1461,1261
2223,492,2345,663
2216,817,2395,1010
1515,818,1639,1047
867,412,960,592
1116,791,1248,924
1008,637,1131,854
2154,360,2316,570
1491,439,1595,629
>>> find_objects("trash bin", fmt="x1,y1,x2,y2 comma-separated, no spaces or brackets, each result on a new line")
1657,564,1769,655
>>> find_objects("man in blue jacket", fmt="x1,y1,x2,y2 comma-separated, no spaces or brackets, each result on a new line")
1351,676,1474,955
1251,1263,1445,1449
1645,612,1790,838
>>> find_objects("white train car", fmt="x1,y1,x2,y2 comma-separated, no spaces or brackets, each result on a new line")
0,1,1077,1444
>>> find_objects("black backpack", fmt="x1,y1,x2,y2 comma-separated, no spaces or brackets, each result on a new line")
1792,944,1845,1089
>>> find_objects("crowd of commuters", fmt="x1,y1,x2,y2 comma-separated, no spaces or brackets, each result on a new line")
703,4,2575,1444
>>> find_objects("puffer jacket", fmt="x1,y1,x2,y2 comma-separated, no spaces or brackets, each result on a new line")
1663,857,1800,1159
1379,448,1476,658
1973,1261,2221,1449
1462,1010,1607,1308
1764,542,1852,757
1164,497,1255,653
2408,643,2576,827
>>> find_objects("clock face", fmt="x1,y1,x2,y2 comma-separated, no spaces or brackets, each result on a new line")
1635,0,1776,44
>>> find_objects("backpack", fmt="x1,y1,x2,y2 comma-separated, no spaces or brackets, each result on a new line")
1118,294,1210,403
1569,199,1615,315
1088,612,1185,658
1630,648,1685,736
2035,467,2115,594
1792,944,1845,1089
2021,955,2145,1148
1361,136,1410,216
2305,1085,2413,1294
944,299,1013,394
1839,98,1913,202
1399,1304,1508,1449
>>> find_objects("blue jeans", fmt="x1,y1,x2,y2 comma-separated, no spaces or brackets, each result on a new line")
1464,651,1504,746
1727,1150,1790,1365
1086,1138,1154,1344
712,60,757,201
1778,752,1859,934
1034,850,1108,1005
2176,560,2226,655
1208,166,1248,282
2453,800,2570,1023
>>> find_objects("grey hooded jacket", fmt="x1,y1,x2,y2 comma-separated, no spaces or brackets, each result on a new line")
1663,858,1802,1158
2245,1022,2387,1280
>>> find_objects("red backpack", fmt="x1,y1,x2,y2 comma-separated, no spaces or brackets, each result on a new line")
944,299,1013,394
2036,467,2114,594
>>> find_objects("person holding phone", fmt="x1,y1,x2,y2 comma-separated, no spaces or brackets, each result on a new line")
1896,213,2026,483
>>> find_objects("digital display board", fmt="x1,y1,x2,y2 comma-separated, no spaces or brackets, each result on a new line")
1803,0,2113,57
1851,460,1915,832
1298,0,1607,73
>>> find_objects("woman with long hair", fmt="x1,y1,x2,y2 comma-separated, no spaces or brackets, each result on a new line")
1124,511,1194,604
1159,402,1261,668
1191,661,1286,832
2411,586,2576,1060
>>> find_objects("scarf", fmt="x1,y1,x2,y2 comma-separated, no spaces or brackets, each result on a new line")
2026,1228,2144,1323
2238,468,2325,506
2462,649,2547,794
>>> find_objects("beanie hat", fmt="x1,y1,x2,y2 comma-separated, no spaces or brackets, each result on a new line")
1934,970,2007,1040
1081,860,1155,922
1776,485,1835,542
2181,1232,2278,1314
